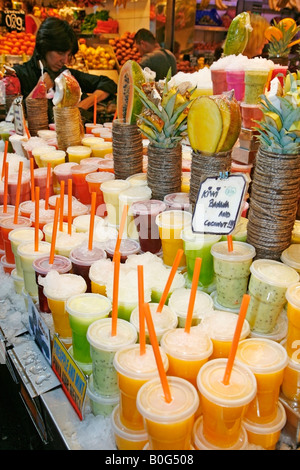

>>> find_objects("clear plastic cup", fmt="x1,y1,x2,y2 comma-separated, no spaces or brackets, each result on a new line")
244,69,269,105
54,231,88,258
1,254,15,274
240,102,264,129
34,167,54,198
0,205,15,251
0,216,32,264
111,405,148,451
9,227,43,277
193,416,248,450
11,267,24,294
69,241,107,292
17,240,51,297
87,375,119,417
168,287,214,327
53,162,78,194
7,170,31,205
71,163,98,205
131,199,166,254
285,282,300,361
130,302,178,344
281,357,300,403
118,185,152,238
101,179,130,226
32,145,56,168
90,142,113,158
163,192,191,211
89,258,114,296
236,338,288,424
85,171,115,217
211,68,227,95
43,221,76,243
281,244,300,273
211,240,256,309
126,173,147,187
150,264,185,304
226,69,245,101
104,238,140,263
136,376,199,450
40,149,66,169
67,145,92,164
72,214,106,234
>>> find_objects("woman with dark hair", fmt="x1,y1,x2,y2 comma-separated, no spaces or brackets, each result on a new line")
13,16,117,122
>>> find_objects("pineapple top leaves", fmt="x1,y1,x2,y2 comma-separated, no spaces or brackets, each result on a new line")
267,20,300,58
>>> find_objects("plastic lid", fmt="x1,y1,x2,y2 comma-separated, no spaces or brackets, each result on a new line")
201,310,250,341
97,159,114,170
161,326,213,360
8,226,43,242
119,185,152,203
286,357,300,372
193,416,248,450
82,137,104,146
281,244,300,271
90,142,112,149
111,405,148,441
113,344,168,379
235,338,288,374
249,310,288,342
243,402,286,435
71,163,98,174
156,210,192,229
40,150,66,161
104,238,140,256
126,173,147,186
168,287,214,318
11,267,23,281
69,242,107,266
32,146,56,156
17,240,51,257
53,162,78,175
131,199,166,216
66,293,111,318
211,241,256,262
30,209,55,224
85,171,115,184
87,375,119,405
72,214,106,231
130,302,178,335
94,225,118,243
0,216,31,230
250,259,299,287
32,254,72,275
87,317,137,351
101,179,130,193
181,226,221,243
164,192,190,208
1,254,15,268
67,145,92,155
42,272,87,300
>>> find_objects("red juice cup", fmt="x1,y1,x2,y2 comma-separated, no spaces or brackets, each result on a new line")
131,200,166,254
32,254,72,313
240,103,264,130
34,167,54,199
8,170,31,205
0,205,15,250
53,162,78,194
69,241,107,292
71,163,98,205
269,66,288,89
211,69,227,95
226,69,245,102
0,216,32,264
85,123,100,134
85,171,115,217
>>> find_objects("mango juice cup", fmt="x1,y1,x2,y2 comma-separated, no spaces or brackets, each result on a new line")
111,404,148,450
281,357,300,403
155,210,192,267
235,338,288,424
113,344,169,430
101,179,130,226
193,416,248,450
160,326,213,387
17,241,51,297
196,358,257,449
9,227,43,277
136,376,199,450
40,149,66,169
285,282,300,361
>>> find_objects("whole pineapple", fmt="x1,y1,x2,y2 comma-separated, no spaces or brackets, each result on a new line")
266,18,300,59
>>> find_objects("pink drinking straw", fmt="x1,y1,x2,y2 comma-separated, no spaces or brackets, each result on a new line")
156,249,184,313
137,265,146,355
13,161,23,224
184,257,202,334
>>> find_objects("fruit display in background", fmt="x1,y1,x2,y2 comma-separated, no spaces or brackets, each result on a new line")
109,32,141,66
76,41,116,70
265,17,300,59
0,31,35,56
187,91,241,154
116,60,145,124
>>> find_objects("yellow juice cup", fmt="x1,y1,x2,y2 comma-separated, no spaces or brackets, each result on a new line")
32,145,56,168
281,357,300,403
40,150,66,169
193,416,248,450
67,145,92,164
155,210,192,267
90,142,113,158
81,136,104,148
89,258,115,296
17,241,51,297
285,282,300,361
160,326,213,387
118,185,152,238
9,227,43,277
236,338,288,424
101,179,130,226
43,221,76,243
113,344,169,430
111,405,148,450
136,376,199,450
196,358,257,449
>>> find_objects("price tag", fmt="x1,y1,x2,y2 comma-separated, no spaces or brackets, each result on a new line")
3,9,25,32
28,295,52,365
14,96,24,135
192,174,246,235
52,335,87,420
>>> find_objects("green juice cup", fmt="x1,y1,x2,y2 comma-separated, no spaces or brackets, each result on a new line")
244,69,269,105
181,227,221,290
66,293,112,364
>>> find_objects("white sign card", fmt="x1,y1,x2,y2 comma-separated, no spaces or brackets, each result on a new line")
192,174,247,235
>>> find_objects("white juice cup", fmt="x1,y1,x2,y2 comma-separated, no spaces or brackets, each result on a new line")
17,240,51,296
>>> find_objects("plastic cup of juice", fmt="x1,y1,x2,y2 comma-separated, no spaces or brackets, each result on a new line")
40,149,66,169
42,271,87,340
240,102,264,130
32,254,72,313
113,344,169,430
0,205,15,250
196,358,257,448
211,240,256,309
126,173,147,187
97,158,114,173
9,227,43,277
281,357,300,403
130,302,178,344
72,214,106,234
71,163,98,205
235,338,288,424
0,216,32,264
201,310,250,359
111,405,148,450
89,258,114,296
104,238,140,263
150,264,185,304
90,142,113,158
67,145,92,164
93,225,118,245
66,293,111,364
54,231,88,258
87,317,137,396
244,69,269,105
136,376,199,450
246,259,299,334
85,171,115,217
43,221,76,243
8,170,31,205
226,69,245,101
1,254,15,274
32,145,56,168
243,401,286,450
118,185,152,238
168,287,214,328
81,136,104,148
17,241,51,297
107,281,151,322
193,416,248,450
160,326,213,387
281,244,300,273
101,179,130,226
182,227,221,290
85,123,100,135
69,241,107,292
11,267,24,294
34,167,54,199
30,208,55,233
53,162,78,194
87,375,119,417
210,68,228,95
19,200,45,219
131,199,166,254
163,192,191,211
155,210,192,267
285,282,300,360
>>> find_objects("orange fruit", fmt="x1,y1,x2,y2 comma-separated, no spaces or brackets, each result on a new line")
264,26,283,42
278,18,296,32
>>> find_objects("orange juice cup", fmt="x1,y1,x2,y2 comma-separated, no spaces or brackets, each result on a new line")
0,205,16,250
281,357,300,403
113,344,169,430
155,210,192,267
0,216,32,264
243,402,286,450
97,158,114,173
85,171,115,217
160,326,213,387
235,338,288,424
111,405,148,450
193,416,248,450
285,282,300,361
71,163,98,205
30,208,55,233
85,123,100,134
196,358,257,449
136,376,199,450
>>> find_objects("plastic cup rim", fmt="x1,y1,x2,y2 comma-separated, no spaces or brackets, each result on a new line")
111,405,148,441
66,292,111,319
155,209,192,229
235,338,289,374
86,317,137,351
210,240,256,261
160,328,214,361
250,259,299,287
113,343,168,379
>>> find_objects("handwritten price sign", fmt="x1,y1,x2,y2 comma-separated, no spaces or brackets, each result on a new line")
3,9,25,32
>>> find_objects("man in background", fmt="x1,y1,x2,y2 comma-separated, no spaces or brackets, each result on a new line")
134,28,177,80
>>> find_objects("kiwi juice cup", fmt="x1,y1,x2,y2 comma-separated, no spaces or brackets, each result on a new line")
17,241,51,297
155,210,192,267
136,376,199,450
160,327,213,387
101,179,130,226
211,240,256,309
66,293,111,364
113,344,169,430
285,282,300,361
246,259,299,334
244,69,269,105
235,338,288,424
196,358,257,448
9,227,43,277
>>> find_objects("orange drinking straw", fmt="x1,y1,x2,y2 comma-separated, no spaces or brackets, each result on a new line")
59,181,65,231
184,257,202,334
67,178,72,235
23,116,30,139
13,161,23,224
93,95,97,125
144,302,172,403
49,198,60,264
45,162,51,210
156,248,184,313
34,186,40,251
137,265,146,355
111,251,120,337
88,192,96,251
30,158,35,202
113,204,129,262
1,140,8,179
227,234,233,252
3,161,8,212
222,293,251,386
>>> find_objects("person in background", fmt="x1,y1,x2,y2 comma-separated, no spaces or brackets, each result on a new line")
24,1,42,36
243,13,270,59
134,28,177,80
13,16,117,123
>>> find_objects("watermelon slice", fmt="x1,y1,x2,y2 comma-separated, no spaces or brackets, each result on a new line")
117,60,145,124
